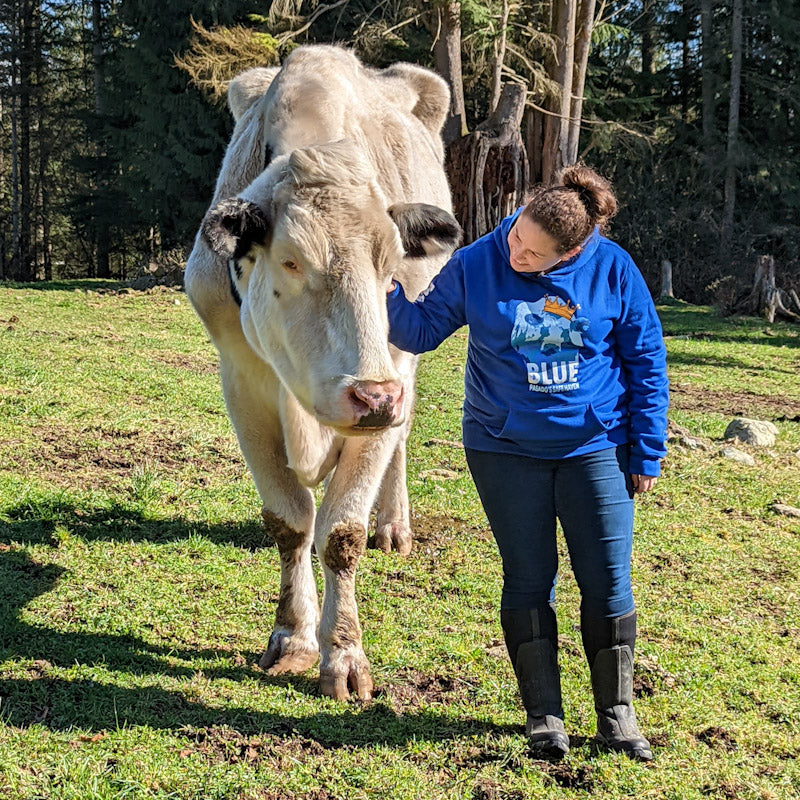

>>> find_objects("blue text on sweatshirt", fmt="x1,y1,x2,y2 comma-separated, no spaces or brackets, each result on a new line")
387,211,669,476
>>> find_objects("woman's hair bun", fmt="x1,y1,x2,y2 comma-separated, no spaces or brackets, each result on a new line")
559,164,618,230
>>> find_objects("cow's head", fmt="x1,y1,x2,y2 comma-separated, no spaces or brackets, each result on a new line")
201,140,461,434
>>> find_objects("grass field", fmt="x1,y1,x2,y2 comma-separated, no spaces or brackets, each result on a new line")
1,282,799,800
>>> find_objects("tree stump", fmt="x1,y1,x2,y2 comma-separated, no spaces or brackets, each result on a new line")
743,255,800,323
660,259,674,299
445,83,528,244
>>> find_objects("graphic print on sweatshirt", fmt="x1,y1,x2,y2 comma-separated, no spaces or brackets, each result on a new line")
497,296,590,393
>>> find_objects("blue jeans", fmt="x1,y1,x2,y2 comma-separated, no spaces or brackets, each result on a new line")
465,446,635,619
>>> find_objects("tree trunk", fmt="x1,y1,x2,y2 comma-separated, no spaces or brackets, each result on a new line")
700,0,715,169
542,0,577,183
567,0,596,163
432,1,467,145
681,1,691,123
13,0,35,282
93,0,111,278
660,260,674,299
446,83,528,243
641,0,655,77
743,255,800,323
489,0,510,114
721,0,743,260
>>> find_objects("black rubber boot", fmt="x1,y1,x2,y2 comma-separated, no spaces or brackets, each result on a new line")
501,605,570,759
581,608,653,761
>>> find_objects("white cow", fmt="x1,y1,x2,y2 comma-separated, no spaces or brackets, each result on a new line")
184,46,460,700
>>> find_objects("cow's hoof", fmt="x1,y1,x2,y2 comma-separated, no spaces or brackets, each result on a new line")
319,659,374,701
259,632,318,675
375,522,412,556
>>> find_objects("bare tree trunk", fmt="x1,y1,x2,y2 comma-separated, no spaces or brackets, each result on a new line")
567,0,596,163
660,259,674,299
447,83,528,243
15,0,35,282
432,1,467,145
641,0,655,77
721,0,743,260
489,0,510,114
93,0,110,278
700,0,715,169
681,1,691,123
542,0,576,183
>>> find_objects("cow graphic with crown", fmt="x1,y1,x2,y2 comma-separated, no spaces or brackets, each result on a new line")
502,295,590,358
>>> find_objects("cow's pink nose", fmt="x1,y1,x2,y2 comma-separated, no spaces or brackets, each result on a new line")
348,380,404,427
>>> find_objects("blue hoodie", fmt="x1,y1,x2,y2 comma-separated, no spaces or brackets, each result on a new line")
387,210,669,476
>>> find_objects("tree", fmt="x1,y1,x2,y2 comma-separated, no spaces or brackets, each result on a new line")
720,0,743,260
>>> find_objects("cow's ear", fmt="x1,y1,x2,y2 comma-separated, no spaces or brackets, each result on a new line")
202,198,271,260
388,203,462,258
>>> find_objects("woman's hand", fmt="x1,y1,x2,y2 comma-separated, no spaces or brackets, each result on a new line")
631,474,657,494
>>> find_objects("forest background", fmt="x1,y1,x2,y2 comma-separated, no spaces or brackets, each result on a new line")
1,0,798,306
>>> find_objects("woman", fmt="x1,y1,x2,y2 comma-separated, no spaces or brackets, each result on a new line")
387,166,668,761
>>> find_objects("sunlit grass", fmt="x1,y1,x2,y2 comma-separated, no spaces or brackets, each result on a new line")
1,284,798,799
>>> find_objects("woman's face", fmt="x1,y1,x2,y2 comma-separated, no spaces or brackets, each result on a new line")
507,214,565,273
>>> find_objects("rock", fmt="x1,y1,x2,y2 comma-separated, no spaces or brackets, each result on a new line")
719,446,755,466
772,503,800,518
723,417,778,447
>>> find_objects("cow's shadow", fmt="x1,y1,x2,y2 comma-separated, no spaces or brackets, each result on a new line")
0,504,515,747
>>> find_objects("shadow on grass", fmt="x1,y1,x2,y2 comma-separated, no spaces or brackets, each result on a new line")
0,672,515,746
0,496,272,549
0,549,266,684
0,510,512,747
658,304,800,348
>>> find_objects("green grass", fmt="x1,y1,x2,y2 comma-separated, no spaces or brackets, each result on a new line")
1,283,799,799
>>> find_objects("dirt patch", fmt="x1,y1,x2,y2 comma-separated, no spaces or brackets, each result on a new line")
411,514,490,547
149,350,218,375
541,762,595,791
669,384,800,418
471,778,525,800
380,668,473,709
179,725,326,769
695,725,737,751
701,780,745,798
634,656,679,698
3,423,241,489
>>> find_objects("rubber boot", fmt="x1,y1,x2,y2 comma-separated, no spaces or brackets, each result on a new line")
581,608,653,761
501,605,570,759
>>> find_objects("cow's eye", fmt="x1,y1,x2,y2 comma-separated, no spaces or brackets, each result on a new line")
281,259,298,271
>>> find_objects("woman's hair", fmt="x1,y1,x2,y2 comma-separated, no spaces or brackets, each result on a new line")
522,165,618,252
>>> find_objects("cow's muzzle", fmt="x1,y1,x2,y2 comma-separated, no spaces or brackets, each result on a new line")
348,379,405,429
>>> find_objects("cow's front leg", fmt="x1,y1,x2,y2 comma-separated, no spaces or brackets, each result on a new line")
259,510,319,675
375,351,416,554
375,436,412,555
214,343,320,674
315,431,400,700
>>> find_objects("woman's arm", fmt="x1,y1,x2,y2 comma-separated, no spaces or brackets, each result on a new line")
387,254,468,354
614,262,670,479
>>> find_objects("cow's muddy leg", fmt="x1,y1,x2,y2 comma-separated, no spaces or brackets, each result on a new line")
216,342,320,674
318,521,372,699
259,511,319,674
375,437,412,555
315,433,399,700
